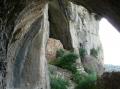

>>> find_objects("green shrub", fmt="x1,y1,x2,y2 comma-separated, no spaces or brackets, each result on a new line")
55,52,78,73
90,48,98,58
79,48,86,60
49,49,66,65
72,71,86,83
84,68,96,74
56,49,65,58
50,76,69,89
75,74,97,89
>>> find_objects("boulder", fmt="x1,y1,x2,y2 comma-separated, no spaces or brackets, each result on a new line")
82,55,104,76
46,38,63,62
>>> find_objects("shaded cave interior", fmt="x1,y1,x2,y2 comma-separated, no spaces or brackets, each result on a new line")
48,0,73,50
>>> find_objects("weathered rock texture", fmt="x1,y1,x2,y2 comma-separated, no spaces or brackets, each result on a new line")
49,0,104,74
46,38,63,62
0,0,33,88
97,72,120,89
68,2,103,58
68,2,104,74
6,1,50,89
83,55,104,76
49,0,73,50
69,0,120,32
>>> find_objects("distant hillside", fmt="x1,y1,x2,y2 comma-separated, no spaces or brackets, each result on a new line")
104,64,120,72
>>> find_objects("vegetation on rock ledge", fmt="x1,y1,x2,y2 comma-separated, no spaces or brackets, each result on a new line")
73,72,97,89
50,76,69,89
49,48,98,89
53,49,78,73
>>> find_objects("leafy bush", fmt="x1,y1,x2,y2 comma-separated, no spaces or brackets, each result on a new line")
55,52,78,73
67,69,97,89
90,48,98,58
79,48,86,60
50,76,69,89
72,71,86,83
56,49,66,58
73,71,97,89
84,68,96,74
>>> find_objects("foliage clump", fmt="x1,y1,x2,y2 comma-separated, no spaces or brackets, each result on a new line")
56,49,65,58
50,76,69,89
50,49,98,89
73,72,97,89
55,51,78,73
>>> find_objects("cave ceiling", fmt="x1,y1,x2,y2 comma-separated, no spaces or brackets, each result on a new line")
0,0,120,32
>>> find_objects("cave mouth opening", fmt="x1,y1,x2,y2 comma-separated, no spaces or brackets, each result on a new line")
99,18,120,66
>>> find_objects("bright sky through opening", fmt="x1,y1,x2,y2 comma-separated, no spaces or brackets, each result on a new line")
99,18,120,65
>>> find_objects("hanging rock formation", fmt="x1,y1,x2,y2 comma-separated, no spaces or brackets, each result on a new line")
6,0,50,89
0,0,32,88
69,0,120,32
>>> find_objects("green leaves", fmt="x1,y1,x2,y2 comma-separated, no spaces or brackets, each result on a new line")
74,72,97,89
55,52,78,73
50,76,69,89
56,49,65,58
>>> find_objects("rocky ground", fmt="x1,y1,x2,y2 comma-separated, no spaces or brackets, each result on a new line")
97,72,120,89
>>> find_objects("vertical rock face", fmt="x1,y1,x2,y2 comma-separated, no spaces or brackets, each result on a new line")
49,0,104,75
68,3,104,75
0,0,30,88
6,1,50,89
68,2,104,63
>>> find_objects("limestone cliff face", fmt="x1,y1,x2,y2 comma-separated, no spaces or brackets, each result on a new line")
69,2,100,54
49,0,104,75
69,0,120,32
68,2,104,74
0,0,104,89
6,1,50,89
